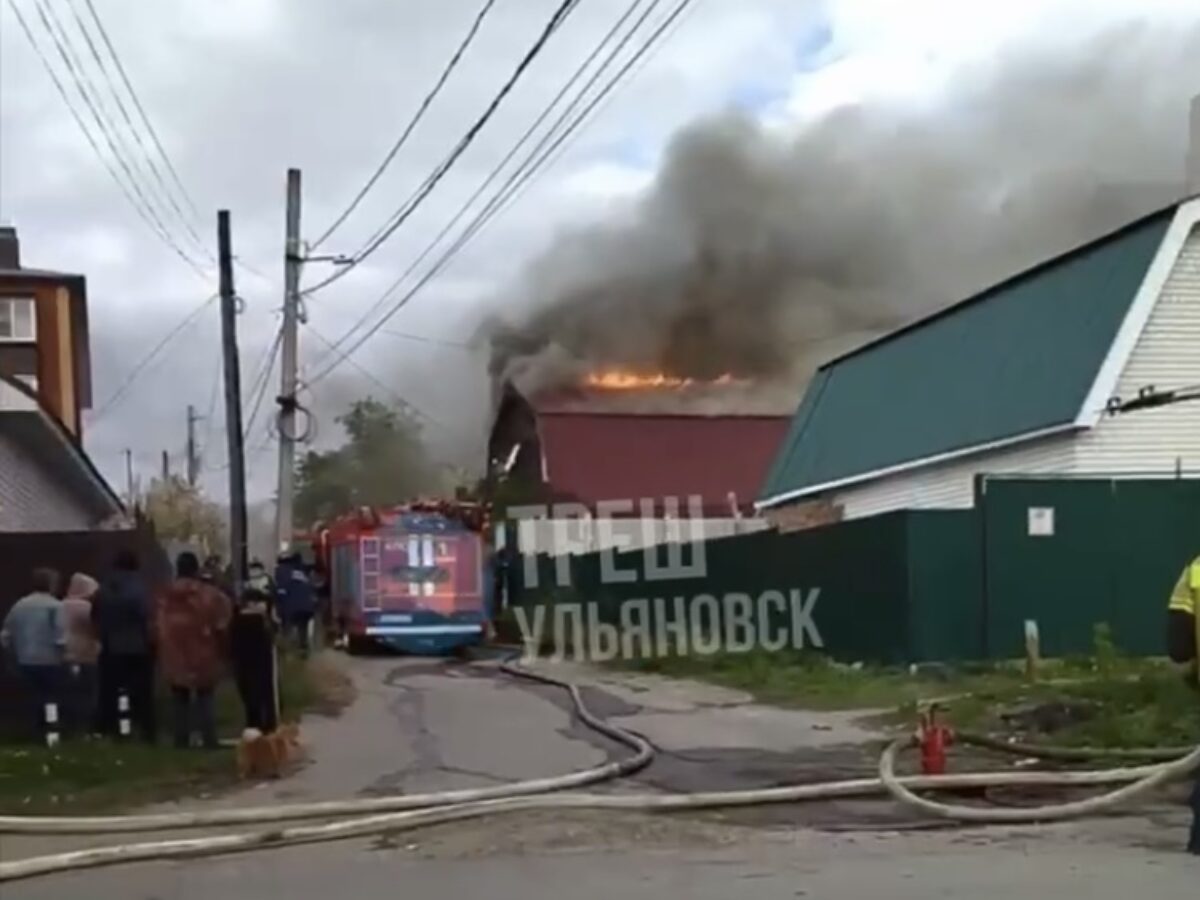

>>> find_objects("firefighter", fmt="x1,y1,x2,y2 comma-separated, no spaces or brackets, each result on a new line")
1166,552,1199,855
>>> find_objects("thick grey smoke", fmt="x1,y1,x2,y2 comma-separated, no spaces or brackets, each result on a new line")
483,20,1199,406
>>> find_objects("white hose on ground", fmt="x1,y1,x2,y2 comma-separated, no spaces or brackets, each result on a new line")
880,737,1200,823
0,658,1196,883
0,660,655,835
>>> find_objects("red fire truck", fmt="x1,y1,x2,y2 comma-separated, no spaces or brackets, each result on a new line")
306,501,492,655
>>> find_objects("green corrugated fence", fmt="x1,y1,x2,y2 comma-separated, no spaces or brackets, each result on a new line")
508,477,1200,663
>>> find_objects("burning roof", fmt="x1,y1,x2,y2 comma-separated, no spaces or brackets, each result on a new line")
489,375,791,515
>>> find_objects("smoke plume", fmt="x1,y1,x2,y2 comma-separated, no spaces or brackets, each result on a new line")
482,20,1200,407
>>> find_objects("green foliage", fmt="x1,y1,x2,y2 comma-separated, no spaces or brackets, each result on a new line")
142,476,226,553
294,398,441,526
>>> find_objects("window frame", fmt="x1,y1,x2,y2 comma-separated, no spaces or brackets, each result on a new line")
0,296,37,343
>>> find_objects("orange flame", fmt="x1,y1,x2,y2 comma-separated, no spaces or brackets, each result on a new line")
584,370,747,390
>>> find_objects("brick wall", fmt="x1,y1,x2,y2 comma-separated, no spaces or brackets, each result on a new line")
0,430,96,531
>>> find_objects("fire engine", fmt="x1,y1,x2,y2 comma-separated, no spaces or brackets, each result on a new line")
303,500,492,655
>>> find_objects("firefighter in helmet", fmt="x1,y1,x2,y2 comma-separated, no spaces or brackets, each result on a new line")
1166,552,1199,855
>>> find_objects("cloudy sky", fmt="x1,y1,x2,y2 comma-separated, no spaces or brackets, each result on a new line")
1,0,1197,504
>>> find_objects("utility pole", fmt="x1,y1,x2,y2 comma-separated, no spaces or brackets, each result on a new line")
124,449,134,506
218,209,249,596
276,167,302,556
186,404,200,487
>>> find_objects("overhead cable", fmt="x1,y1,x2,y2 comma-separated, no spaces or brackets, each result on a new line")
309,0,501,250
92,293,219,420
300,0,585,298
306,0,698,385
305,0,655,375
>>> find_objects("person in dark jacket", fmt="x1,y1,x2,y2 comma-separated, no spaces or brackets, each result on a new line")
91,550,156,742
275,552,316,657
230,584,277,733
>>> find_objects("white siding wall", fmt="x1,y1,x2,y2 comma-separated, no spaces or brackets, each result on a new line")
831,434,1079,519
0,430,95,531
1075,224,1200,476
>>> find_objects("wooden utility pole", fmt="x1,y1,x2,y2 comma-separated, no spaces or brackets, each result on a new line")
218,210,249,596
275,168,302,556
186,404,200,487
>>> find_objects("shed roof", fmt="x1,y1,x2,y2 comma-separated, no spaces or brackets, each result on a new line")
537,411,789,515
759,202,1181,507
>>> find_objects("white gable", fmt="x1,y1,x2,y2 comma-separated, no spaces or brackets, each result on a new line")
782,205,1200,524
1075,221,1200,476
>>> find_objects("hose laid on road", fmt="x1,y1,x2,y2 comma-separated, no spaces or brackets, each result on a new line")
2,765,1185,882
1,659,1196,883
0,660,655,836
879,738,1200,823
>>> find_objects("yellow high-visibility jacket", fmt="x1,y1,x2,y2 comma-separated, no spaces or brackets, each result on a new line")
1168,556,1200,685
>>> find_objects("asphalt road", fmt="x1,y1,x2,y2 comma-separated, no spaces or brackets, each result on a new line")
2,655,1196,898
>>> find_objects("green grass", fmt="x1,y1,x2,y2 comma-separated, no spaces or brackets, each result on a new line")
0,742,234,815
624,648,1021,710
621,647,1200,749
0,649,338,815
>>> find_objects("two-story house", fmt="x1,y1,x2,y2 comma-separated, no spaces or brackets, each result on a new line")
0,225,124,531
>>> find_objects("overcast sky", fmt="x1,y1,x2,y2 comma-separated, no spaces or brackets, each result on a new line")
1,0,1197,504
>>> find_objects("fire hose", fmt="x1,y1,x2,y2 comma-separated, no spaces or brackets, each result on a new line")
0,660,1196,883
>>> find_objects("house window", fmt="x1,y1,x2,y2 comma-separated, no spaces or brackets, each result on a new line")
0,297,36,342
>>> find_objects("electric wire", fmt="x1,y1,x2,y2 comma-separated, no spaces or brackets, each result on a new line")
28,0,211,277
242,324,285,442
301,321,458,439
303,0,656,376
78,0,204,225
91,293,218,420
299,0,586,297
310,0,501,249
6,0,208,279
62,0,213,260
305,0,697,386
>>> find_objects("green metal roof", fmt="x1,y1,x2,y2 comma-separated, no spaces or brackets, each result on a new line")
760,206,1176,504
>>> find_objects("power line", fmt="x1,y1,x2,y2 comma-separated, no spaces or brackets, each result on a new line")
243,324,285,441
62,0,213,261
15,0,210,278
302,321,460,439
310,0,501,249
92,292,218,420
462,0,699,241
300,0,586,298
78,0,204,226
378,328,477,351
306,0,698,385
304,0,653,375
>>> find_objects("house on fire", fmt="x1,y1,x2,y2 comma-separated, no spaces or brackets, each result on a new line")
489,381,790,554
758,195,1200,528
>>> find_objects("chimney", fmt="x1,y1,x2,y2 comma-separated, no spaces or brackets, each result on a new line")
0,225,18,270
1189,95,1200,196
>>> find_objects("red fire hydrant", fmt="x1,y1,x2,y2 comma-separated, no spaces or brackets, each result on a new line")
916,704,954,775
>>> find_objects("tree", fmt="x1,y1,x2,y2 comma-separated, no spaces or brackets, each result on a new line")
294,398,443,526
143,476,227,554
